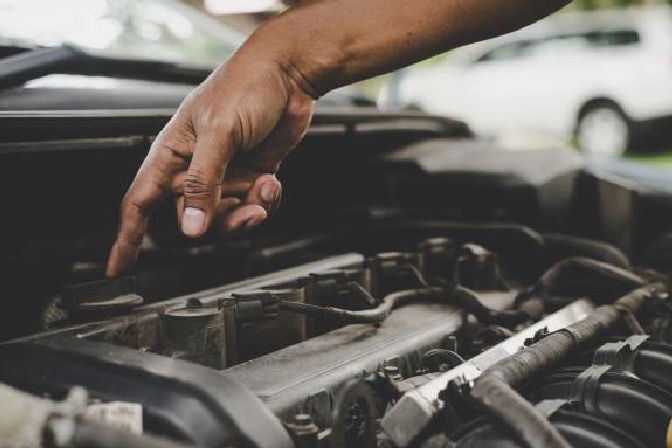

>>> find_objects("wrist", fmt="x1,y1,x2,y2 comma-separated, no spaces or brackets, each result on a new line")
247,5,355,98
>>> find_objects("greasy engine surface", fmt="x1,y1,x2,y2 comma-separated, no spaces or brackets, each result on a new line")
3,123,672,448
3,219,672,448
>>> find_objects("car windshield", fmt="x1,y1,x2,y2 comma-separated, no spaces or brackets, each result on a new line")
0,0,244,67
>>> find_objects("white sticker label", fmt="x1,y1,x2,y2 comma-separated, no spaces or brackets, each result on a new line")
86,402,143,434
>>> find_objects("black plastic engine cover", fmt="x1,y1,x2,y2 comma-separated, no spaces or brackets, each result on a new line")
0,337,294,448
377,139,582,230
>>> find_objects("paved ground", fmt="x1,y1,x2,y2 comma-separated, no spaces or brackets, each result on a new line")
497,132,672,169
495,134,671,193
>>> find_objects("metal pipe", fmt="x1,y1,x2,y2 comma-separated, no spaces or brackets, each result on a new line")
279,288,443,324
381,298,596,447
470,284,660,448
279,286,528,326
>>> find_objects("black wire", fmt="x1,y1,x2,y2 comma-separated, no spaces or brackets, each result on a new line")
279,288,444,324
279,285,529,326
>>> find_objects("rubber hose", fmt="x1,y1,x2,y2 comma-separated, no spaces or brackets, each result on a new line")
534,372,672,448
542,233,630,269
471,377,573,448
636,343,672,394
537,257,644,301
470,285,659,448
455,410,647,448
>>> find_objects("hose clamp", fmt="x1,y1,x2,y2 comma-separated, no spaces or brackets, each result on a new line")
555,327,582,345
570,334,649,413
570,365,610,414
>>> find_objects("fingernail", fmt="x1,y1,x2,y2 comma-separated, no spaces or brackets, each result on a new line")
245,215,265,230
260,181,278,202
182,207,205,236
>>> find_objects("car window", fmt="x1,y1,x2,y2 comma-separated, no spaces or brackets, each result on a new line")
473,40,538,63
0,0,243,66
553,30,641,48
587,30,641,47
473,27,640,65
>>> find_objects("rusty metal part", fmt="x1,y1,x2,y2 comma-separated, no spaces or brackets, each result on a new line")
162,298,226,369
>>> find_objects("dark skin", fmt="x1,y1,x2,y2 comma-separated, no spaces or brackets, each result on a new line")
106,0,570,277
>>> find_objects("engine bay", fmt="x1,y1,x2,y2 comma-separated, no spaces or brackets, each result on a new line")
2,111,672,448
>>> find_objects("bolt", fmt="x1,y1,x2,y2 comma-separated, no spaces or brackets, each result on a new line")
445,335,457,352
290,413,319,448
383,365,399,375
186,298,203,309
384,365,403,381
294,413,313,426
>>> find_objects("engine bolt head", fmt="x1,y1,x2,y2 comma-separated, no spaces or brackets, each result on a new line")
294,413,313,426
385,365,401,375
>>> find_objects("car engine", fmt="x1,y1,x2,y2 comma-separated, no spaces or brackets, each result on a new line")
2,109,672,448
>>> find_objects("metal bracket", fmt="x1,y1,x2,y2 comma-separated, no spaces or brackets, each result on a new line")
570,334,649,413
570,364,611,414
592,334,649,373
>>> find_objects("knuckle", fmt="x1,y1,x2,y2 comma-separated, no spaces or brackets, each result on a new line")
197,108,233,135
119,196,142,223
184,169,214,201
120,194,138,215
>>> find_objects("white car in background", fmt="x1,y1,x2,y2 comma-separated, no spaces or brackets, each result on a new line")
382,7,672,158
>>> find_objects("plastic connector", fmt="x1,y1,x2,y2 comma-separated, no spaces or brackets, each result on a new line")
232,291,280,323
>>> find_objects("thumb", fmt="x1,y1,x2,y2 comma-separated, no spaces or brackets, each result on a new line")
181,132,230,237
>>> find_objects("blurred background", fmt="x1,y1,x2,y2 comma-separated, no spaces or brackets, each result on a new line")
2,0,672,165
376,0,672,164
202,0,672,166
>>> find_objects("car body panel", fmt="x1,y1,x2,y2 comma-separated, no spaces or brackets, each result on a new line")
388,6,672,142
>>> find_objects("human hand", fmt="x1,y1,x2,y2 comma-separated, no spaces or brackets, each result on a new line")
106,0,567,277
106,46,315,277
